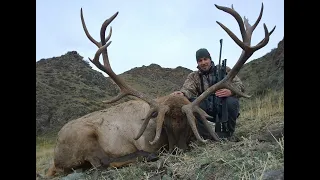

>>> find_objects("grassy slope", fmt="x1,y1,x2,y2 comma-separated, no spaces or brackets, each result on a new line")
36,88,284,180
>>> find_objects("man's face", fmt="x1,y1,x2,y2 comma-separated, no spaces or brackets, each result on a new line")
197,57,212,71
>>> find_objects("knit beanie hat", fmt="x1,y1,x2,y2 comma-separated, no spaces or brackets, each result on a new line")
196,48,211,61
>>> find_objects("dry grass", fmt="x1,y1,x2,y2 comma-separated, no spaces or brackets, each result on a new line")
236,89,284,138
36,89,284,180
36,136,56,175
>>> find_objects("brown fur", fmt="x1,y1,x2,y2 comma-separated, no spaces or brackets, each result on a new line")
159,95,194,151
47,95,194,177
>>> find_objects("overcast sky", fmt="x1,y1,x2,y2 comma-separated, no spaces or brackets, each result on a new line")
36,0,284,76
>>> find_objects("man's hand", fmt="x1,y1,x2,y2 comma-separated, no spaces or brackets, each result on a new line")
215,89,232,97
171,91,184,96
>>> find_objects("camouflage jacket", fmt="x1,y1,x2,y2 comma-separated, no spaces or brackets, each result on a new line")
180,65,245,99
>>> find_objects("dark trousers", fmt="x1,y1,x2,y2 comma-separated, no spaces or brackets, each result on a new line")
195,96,240,139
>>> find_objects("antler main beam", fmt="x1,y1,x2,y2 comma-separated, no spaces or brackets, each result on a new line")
181,3,276,142
80,8,174,145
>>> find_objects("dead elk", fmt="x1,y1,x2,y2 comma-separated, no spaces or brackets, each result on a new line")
46,3,275,177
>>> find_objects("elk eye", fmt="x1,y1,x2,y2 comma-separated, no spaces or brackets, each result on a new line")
151,111,158,118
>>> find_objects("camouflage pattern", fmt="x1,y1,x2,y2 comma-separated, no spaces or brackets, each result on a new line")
180,65,245,99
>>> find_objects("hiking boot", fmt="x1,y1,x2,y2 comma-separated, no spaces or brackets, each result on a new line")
227,135,240,142
216,132,231,139
216,132,240,142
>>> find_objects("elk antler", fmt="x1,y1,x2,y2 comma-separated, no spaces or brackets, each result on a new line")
181,3,276,142
80,8,170,145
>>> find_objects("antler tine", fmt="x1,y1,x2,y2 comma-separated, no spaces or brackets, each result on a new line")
251,24,270,52
99,18,116,75
80,8,100,48
80,8,115,49
98,13,116,70
181,3,275,142
250,3,264,34
215,4,246,43
254,25,276,51
216,22,247,51
81,10,114,48
100,14,117,46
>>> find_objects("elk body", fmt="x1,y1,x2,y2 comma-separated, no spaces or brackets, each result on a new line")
46,3,275,177
46,95,196,176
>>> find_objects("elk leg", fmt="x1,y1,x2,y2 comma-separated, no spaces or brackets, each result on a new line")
85,142,110,168
167,134,176,152
109,160,137,168
177,132,188,151
86,156,102,168
100,150,159,168
46,164,57,177
164,127,177,152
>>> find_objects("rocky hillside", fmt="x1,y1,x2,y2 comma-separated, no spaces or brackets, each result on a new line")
120,64,192,98
36,38,284,135
238,38,284,95
36,51,118,135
